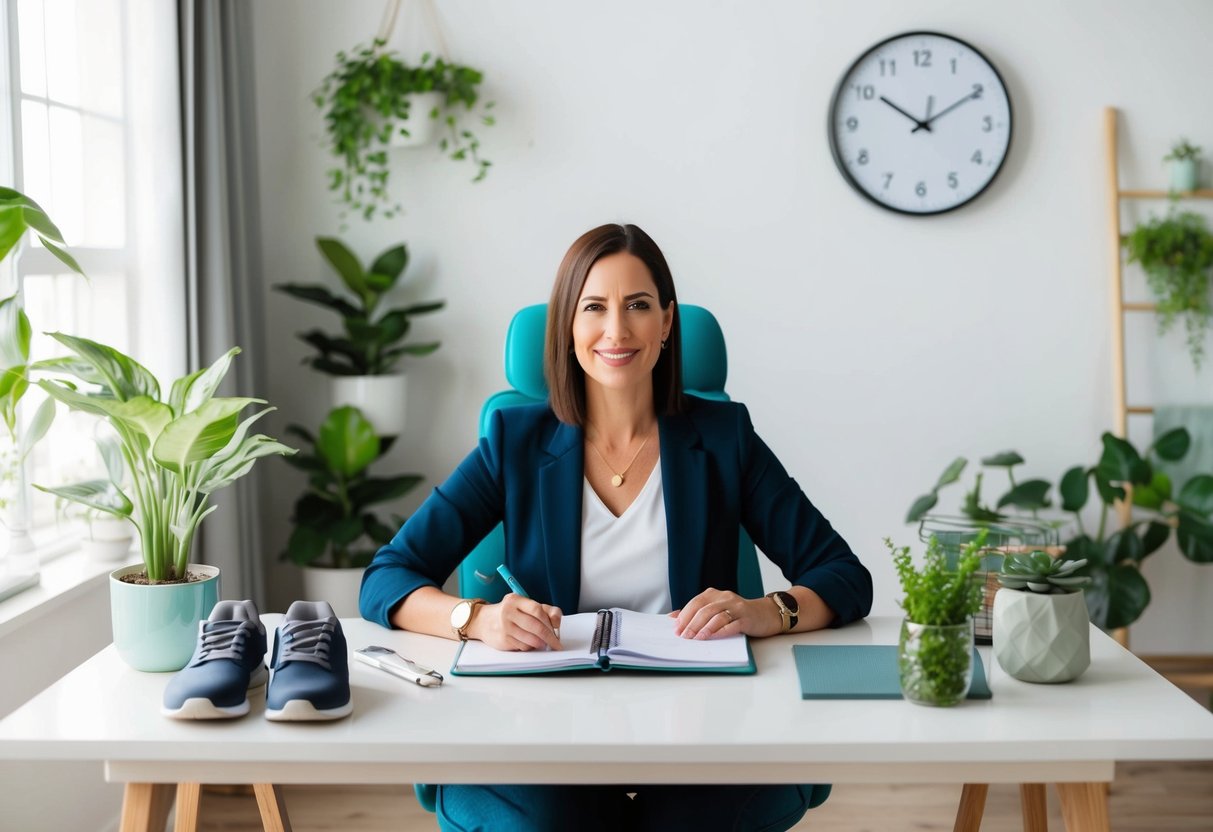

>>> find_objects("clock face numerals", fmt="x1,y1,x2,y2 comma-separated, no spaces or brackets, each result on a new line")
828,32,1013,215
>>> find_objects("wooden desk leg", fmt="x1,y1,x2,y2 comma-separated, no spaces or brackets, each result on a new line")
1056,782,1110,832
120,783,175,832
253,783,293,832
1019,783,1048,832
174,783,202,832
953,783,989,832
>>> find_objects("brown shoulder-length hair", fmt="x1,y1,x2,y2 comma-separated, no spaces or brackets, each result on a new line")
544,223,685,426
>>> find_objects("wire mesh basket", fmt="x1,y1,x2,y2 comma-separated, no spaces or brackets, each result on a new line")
916,516,1064,644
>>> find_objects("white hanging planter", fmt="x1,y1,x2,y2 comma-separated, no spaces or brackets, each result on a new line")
386,92,445,148
332,374,408,437
301,565,365,618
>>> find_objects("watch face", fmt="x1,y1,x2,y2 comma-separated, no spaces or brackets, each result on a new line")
450,601,472,630
828,31,1013,215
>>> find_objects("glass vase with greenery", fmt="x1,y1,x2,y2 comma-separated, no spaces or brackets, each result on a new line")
889,530,986,707
314,41,495,220
1122,208,1213,369
275,237,445,377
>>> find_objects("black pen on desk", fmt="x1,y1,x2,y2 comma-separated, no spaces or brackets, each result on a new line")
496,564,561,643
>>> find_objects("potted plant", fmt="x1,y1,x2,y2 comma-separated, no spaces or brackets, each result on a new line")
281,406,421,616
888,530,987,707
275,236,444,436
907,429,1213,632
313,40,495,220
0,187,81,565
1122,208,1213,369
993,551,1092,683
1163,138,1202,193
34,337,295,671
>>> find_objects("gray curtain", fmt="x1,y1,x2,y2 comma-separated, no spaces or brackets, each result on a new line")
179,0,269,606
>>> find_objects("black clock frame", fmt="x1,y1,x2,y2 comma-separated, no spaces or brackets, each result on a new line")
826,30,1014,217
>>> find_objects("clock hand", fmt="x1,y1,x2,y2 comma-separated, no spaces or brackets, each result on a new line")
879,96,931,133
912,88,981,133
925,95,934,121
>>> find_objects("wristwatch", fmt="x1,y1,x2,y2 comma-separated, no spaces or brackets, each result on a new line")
450,599,486,641
766,591,799,633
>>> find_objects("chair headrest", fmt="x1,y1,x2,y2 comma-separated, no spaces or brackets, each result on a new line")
501,302,728,399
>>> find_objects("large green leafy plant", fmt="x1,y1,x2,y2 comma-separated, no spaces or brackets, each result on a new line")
314,41,495,220
275,237,444,376
0,187,82,449
34,338,295,582
906,429,1213,630
1122,208,1213,369
282,406,421,569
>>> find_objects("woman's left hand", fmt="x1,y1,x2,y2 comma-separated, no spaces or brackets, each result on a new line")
670,588,783,640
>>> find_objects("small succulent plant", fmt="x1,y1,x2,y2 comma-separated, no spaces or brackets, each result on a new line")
998,551,1091,594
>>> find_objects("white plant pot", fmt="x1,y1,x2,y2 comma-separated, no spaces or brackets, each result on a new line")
386,92,445,148
78,516,136,562
332,374,407,437
992,588,1091,684
300,565,365,618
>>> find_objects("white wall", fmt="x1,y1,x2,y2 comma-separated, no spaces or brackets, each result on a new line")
249,0,1213,653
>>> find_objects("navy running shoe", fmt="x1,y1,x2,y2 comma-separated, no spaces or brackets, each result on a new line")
265,600,352,721
162,600,268,719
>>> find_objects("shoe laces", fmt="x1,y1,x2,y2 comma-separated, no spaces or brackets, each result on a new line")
194,620,255,665
278,618,337,670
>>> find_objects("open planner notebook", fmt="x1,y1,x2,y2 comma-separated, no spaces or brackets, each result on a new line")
451,608,755,675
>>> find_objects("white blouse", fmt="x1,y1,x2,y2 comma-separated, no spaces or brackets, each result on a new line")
577,460,673,614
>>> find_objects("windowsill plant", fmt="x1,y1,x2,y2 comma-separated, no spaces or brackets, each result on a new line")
314,40,495,220
888,529,987,706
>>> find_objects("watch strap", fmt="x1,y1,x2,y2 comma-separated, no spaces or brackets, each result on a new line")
452,599,486,641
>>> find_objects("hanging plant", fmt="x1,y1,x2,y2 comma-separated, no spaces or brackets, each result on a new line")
313,40,495,220
1122,208,1213,369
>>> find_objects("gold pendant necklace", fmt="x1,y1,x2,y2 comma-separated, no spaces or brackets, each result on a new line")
586,430,653,487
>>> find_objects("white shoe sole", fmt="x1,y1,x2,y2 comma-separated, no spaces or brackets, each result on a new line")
264,698,353,722
161,665,269,720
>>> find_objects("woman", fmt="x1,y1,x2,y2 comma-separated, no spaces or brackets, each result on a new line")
361,223,872,831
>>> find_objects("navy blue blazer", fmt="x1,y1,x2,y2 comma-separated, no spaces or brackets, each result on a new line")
360,397,872,628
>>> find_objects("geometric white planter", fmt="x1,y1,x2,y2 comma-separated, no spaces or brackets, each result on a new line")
331,374,407,437
992,588,1091,684
300,565,365,619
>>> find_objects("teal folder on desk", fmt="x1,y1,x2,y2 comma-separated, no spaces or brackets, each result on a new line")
793,645,992,700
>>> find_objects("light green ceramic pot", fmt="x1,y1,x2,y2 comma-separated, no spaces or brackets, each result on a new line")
109,564,220,672
1170,159,1199,192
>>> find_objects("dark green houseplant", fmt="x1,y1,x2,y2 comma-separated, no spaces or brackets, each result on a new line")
907,429,1213,630
282,406,422,570
1122,208,1213,369
314,41,495,220
275,237,445,376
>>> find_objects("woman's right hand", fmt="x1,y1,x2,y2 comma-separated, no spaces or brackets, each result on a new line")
470,594,563,651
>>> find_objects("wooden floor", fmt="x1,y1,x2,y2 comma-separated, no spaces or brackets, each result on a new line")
191,759,1213,831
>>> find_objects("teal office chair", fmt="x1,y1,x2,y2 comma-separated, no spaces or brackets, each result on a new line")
414,304,830,817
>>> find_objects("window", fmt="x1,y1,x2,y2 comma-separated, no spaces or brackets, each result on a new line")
2,0,184,558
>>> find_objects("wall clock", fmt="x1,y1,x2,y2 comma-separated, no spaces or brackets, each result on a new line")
828,31,1013,215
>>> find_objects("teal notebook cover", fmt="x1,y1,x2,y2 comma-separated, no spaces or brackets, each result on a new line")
792,645,992,700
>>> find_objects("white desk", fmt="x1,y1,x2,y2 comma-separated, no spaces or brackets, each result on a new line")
1,616,1211,831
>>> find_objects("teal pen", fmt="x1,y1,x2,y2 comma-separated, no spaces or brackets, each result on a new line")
496,564,529,598
497,564,560,643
